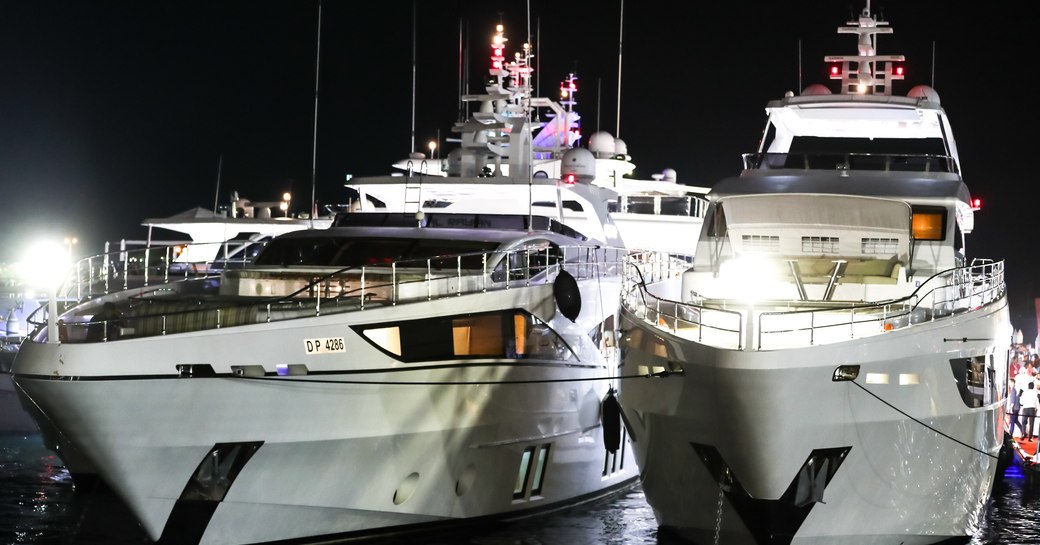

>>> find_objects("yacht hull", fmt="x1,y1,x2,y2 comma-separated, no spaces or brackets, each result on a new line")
618,298,1010,545
14,285,636,544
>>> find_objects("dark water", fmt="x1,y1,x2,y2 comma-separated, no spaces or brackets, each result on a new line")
1,433,1036,545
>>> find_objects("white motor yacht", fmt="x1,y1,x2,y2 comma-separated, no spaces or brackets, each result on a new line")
11,26,636,545
616,4,1011,544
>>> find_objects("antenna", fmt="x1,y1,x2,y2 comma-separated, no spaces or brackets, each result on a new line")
457,18,463,121
410,1,417,154
797,39,802,94
615,0,624,138
931,40,936,88
596,77,602,132
463,19,470,119
309,0,322,229
212,153,223,213
535,17,541,99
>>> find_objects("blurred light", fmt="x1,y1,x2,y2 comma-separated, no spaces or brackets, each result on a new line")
16,240,70,291
717,255,784,302
564,173,576,185
829,63,842,78
283,192,292,201
971,197,982,210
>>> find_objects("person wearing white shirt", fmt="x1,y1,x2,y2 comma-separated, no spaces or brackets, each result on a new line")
1020,382,1040,442
1011,365,1034,437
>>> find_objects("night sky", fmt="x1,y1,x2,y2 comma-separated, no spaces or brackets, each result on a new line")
0,1,1033,335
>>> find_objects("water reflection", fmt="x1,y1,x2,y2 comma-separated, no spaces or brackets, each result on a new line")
3,433,1040,545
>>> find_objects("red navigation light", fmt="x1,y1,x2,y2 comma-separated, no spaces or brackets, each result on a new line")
971,197,982,210
891,64,905,77
564,173,577,185
828,63,842,79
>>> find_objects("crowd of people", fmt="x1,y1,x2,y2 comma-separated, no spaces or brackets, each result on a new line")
1008,353,1040,442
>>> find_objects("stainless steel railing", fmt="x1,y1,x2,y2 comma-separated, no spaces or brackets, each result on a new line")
622,251,1005,351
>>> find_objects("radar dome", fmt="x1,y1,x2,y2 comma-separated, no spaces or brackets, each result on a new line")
445,147,462,176
561,148,596,182
801,84,832,96
614,138,628,157
907,85,940,104
661,168,677,182
588,131,616,158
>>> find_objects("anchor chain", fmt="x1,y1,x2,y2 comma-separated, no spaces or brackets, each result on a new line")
713,466,730,545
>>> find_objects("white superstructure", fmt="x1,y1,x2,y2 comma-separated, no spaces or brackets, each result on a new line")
616,4,1011,544
388,29,709,255
10,25,636,545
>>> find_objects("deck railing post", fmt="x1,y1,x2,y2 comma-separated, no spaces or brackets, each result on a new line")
143,247,150,287
122,246,129,291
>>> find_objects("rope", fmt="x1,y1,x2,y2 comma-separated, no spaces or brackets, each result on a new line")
850,380,998,459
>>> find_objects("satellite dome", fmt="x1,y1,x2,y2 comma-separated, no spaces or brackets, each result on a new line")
661,168,677,182
588,131,616,158
907,85,940,104
801,83,832,96
614,138,628,156
561,147,596,182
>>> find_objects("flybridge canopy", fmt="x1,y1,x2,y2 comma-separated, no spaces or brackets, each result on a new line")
720,194,909,234
716,194,912,259
766,100,947,141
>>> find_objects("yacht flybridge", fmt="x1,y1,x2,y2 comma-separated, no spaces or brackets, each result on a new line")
10,24,637,545
617,4,1011,544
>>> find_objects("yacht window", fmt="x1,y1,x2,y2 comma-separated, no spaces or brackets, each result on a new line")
513,446,535,499
706,204,727,237
911,207,946,241
950,356,988,408
861,238,898,254
354,309,576,363
801,236,839,253
742,235,779,253
492,241,563,282
252,236,499,268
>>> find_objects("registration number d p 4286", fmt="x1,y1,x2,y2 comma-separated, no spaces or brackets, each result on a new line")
305,337,345,355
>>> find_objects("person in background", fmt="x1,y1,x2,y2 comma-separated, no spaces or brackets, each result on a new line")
1020,381,1039,442
1012,363,1034,438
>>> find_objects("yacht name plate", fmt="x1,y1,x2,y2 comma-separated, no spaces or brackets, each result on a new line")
305,337,346,355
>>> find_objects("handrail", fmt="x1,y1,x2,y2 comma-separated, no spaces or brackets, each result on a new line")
741,151,959,174
622,250,1005,351
35,243,627,343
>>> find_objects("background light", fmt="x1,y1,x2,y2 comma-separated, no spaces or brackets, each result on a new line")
16,240,70,291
